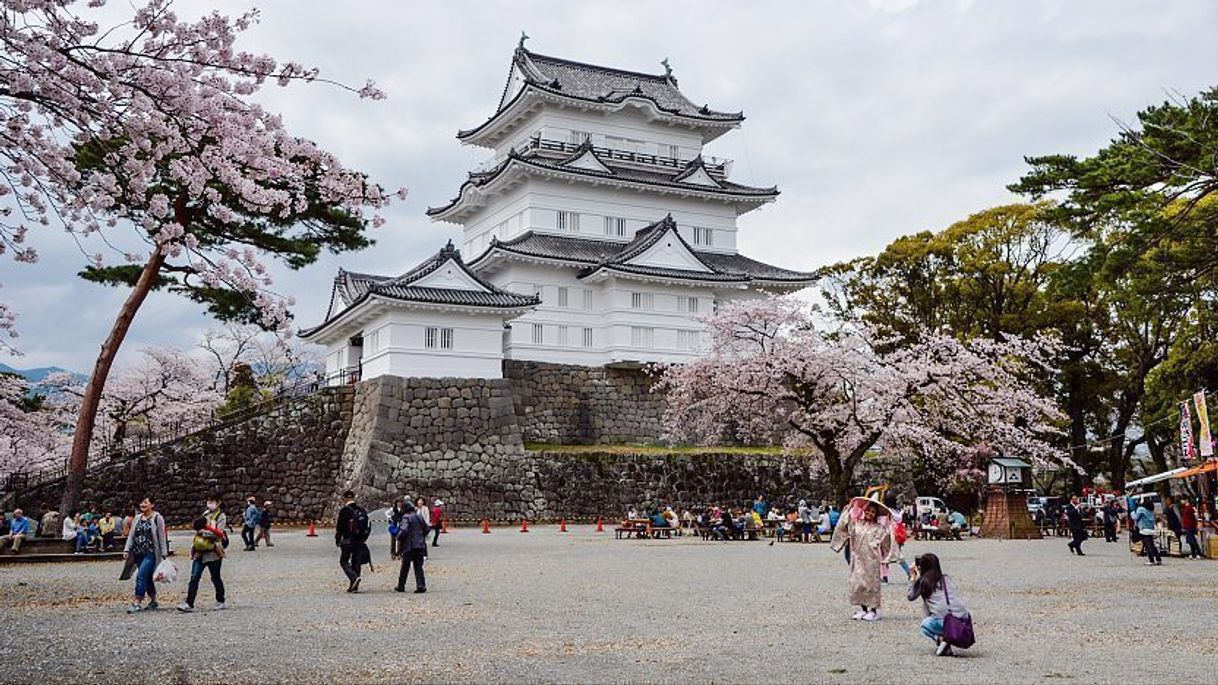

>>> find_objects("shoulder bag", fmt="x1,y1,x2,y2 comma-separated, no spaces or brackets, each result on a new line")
942,581,975,649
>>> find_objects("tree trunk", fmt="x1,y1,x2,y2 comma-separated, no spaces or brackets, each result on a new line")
60,245,166,514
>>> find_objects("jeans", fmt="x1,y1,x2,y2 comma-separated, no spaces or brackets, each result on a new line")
1142,533,1162,563
75,532,89,552
397,548,426,590
241,525,256,549
102,532,115,550
432,522,441,546
1184,529,1203,558
133,552,158,600
920,616,945,641
185,558,225,606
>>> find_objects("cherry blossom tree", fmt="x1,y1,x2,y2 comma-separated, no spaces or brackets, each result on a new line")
0,372,74,477
658,296,1070,506
199,322,323,395
0,1,405,511
96,346,222,448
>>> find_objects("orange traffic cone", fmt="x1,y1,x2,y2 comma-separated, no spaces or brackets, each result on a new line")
441,518,449,534
481,518,491,534
559,519,568,533
306,520,317,537
595,517,604,533
520,519,529,533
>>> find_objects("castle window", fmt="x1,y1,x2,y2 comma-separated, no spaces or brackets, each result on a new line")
692,227,714,246
604,216,626,237
631,327,654,348
678,296,699,314
531,323,544,345
425,327,453,350
557,325,568,346
557,211,580,232
583,289,593,310
582,327,594,347
557,286,569,308
631,292,654,310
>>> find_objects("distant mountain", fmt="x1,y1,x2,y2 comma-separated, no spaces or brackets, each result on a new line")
0,363,85,384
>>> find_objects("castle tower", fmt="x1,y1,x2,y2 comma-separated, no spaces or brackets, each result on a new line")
304,44,814,380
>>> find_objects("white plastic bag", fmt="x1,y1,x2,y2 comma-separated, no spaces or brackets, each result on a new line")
153,559,178,583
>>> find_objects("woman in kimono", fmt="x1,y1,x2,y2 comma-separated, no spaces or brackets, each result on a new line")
830,495,896,621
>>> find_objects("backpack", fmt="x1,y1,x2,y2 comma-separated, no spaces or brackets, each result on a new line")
347,505,371,543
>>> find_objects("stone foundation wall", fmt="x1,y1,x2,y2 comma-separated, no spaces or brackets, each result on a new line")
15,388,354,524
503,360,666,444
335,375,541,520
525,450,915,520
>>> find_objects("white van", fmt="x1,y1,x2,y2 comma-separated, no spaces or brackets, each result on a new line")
916,496,949,519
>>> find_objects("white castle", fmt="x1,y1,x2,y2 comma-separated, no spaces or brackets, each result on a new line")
302,42,814,381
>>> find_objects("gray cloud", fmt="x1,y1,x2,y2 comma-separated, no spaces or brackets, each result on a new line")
3,0,1216,370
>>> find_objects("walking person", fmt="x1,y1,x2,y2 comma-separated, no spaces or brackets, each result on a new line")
1065,496,1087,556
122,496,169,614
829,495,896,621
1100,500,1119,542
1163,496,1182,555
177,516,226,612
1,509,29,554
430,499,444,547
335,490,371,592
1180,498,1204,559
255,501,275,547
1132,500,1161,565
241,496,259,551
394,502,431,594
907,552,972,657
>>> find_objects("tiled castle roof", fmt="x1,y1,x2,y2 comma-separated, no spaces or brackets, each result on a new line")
427,147,777,218
469,215,816,286
458,48,743,141
301,242,540,339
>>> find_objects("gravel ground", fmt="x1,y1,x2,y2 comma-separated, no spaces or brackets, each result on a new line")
0,525,1213,684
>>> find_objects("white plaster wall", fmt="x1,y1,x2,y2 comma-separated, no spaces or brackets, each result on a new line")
342,309,509,381
458,177,743,254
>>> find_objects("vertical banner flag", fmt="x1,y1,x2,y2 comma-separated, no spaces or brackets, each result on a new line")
1195,391,1213,458
1180,401,1195,460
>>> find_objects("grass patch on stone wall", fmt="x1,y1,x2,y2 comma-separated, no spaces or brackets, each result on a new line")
524,443,789,455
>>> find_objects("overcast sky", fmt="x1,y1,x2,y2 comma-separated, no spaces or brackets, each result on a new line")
3,0,1217,372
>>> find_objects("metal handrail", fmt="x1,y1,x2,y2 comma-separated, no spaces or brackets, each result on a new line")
516,136,730,177
2,366,363,493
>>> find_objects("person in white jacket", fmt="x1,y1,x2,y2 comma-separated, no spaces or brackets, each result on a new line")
61,513,78,541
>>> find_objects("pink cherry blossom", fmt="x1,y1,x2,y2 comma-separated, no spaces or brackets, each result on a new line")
657,296,1072,504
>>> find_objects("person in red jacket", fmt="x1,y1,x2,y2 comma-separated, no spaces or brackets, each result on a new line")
1181,499,1203,559
429,500,444,547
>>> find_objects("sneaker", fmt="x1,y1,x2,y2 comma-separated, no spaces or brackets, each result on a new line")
394,586,405,593
861,611,880,621
936,640,952,657
414,588,426,594
74,551,83,555
350,577,361,593
851,610,866,620
214,602,225,610
940,644,954,657
1145,561,1157,566
146,601,159,611
176,603,194,613
126,603,142,614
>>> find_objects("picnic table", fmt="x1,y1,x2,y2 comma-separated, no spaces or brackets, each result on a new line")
614,519,674,539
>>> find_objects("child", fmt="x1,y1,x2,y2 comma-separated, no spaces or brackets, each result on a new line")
177,517,227,612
